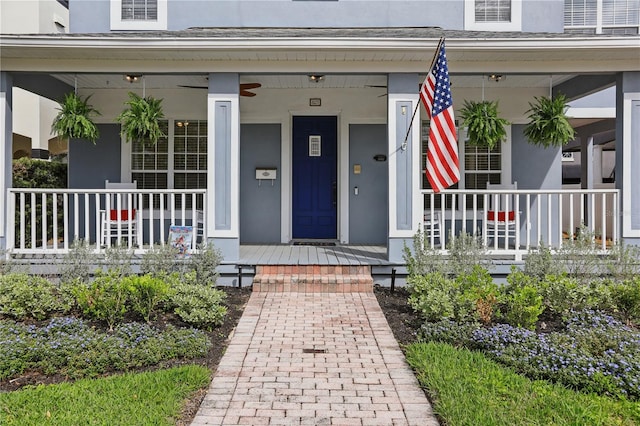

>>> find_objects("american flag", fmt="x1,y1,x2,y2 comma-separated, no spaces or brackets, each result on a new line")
419,40,460,193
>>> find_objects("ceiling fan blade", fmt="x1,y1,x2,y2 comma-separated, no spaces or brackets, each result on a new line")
365,85,388,88
178,85,207,89
240,83,262,90
240,90,257,97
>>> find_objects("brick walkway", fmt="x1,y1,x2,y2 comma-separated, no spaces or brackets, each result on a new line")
190,292,439,425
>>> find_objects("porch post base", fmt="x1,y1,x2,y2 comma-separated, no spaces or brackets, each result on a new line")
387,237,412,264
210,237,239,262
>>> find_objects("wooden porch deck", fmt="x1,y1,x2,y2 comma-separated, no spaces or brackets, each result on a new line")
236,244,390,266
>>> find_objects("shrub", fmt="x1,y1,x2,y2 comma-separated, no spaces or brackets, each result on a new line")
74,271,129,329
124,274,172,323
187,242,222,286
556,226,604,283
500,268,545,330
456,265,499,324
605,243,640,281
0,273,61,320
140,244,183,276
524,243,563,280
103,243,134,277
407,272,456,322
610,277,640,325
538,275,609,319
166,272,227,329
60,239,97,285
403,227,448,276
448,232,489,276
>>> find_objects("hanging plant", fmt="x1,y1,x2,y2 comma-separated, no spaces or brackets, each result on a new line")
116,92,165,145
523,94,575,148
51,92,101,144
459,100,509,150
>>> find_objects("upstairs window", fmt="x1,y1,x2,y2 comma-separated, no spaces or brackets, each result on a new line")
122,0,158,21
111,0,167,30
475,0,512,22
565,0,640,34
465,0,522,31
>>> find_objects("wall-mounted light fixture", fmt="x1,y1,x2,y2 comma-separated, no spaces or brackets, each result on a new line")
124,74,142,83
309,75,324,83
176,121,189,127
488,74,505,82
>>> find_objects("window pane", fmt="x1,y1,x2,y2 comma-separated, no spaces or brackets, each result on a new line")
157,154,168,170
175,154,185,170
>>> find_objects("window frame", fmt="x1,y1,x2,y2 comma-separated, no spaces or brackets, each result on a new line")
464,0,523,31
110,0,167,30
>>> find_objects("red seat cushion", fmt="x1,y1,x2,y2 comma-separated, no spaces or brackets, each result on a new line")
487,210,515,221
110,209,136,221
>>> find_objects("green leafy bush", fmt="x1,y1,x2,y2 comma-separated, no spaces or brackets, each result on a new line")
448,232,489,276
408,272,456,322
538,274,609,319
140,244,183,276
500,269,545,330
456,265,499,324
0,273,61,320
166,273,227,329
124,274,172,323
610,277,640,325
73,271,129,329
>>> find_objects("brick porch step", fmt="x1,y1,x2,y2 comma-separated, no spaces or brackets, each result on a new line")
252,265,373,293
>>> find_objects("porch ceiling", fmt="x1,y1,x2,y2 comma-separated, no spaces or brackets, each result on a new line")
49,72,576,91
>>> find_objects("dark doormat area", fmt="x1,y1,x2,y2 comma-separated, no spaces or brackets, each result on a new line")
292,241,337,246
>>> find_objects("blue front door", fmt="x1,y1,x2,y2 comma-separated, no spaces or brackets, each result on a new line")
292,116,337,239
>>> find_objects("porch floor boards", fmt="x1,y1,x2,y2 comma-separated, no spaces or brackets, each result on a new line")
238,244,389,266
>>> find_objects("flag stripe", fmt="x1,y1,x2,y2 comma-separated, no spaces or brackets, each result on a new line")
420,40,459,193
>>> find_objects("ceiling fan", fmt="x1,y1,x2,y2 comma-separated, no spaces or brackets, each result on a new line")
178,82,262,97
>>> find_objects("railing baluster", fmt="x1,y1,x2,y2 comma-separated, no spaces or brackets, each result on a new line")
569,193,574,247
41,193,47,249
150,193,155,248
525,193,531,251
546,193,552,246
558,193,563,250
95,193,101,250
601,193,607,250
19,193,25,249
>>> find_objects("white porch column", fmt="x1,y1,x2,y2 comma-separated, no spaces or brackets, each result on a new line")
207,73,240,261
617,71,640,245
387,73,421,263
0,73,13,252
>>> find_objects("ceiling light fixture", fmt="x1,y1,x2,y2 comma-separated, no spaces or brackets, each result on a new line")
309,75,324,83
124,74,142,83
488,74,505,82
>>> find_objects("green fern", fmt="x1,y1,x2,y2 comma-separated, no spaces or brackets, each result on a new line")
459,100,509,150
523,95,575,148
116,92,165,145
51,92,100,144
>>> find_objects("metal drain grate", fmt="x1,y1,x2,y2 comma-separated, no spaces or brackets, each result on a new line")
302,348,327,354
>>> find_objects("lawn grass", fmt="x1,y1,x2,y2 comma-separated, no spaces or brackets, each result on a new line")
0,365,210,425
406,342,640,426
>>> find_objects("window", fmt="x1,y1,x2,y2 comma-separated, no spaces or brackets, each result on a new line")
422,122,508,210
565,0,640,34
110,0,167,30
464,0,522,31
130,119,207,209
475,0,512,22
122,0,157,20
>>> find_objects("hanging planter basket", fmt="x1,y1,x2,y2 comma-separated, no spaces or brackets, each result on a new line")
523,94,575,148
51,92,101,144
459,100,509,150
116,92,165,145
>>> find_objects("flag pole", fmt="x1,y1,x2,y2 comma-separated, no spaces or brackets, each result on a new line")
400,37,445,151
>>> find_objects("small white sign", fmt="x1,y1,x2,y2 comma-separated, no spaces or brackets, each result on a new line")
562,152,574,162
309,135,321,157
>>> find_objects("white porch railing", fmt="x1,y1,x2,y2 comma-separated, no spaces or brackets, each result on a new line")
6,188,206,254
421,189,619,258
